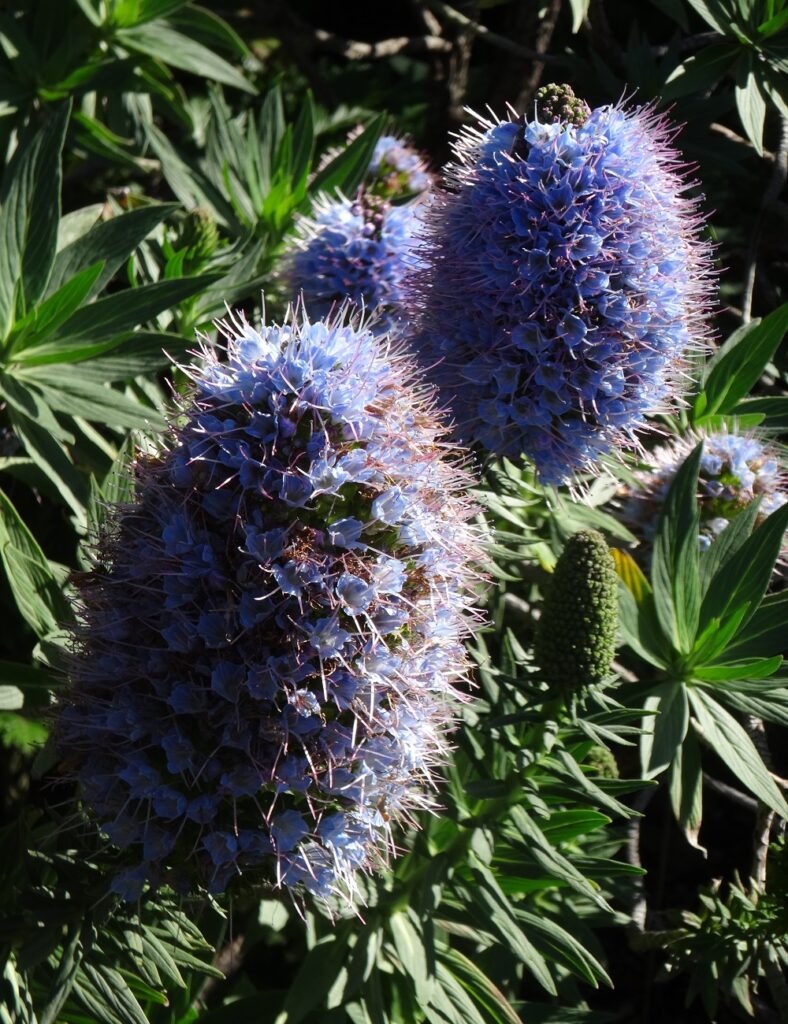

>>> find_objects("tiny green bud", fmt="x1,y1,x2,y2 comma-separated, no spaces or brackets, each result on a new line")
177,207,219,265
534,83,591,127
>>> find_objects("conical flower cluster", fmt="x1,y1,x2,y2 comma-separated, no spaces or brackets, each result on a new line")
409,91,714,482
58,308,482,904
534,530,619,689
623,430,787,553
288,192,420,335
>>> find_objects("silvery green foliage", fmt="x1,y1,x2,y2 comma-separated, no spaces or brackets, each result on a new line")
409,98,714,482
624,430,787,553
58,307,482,905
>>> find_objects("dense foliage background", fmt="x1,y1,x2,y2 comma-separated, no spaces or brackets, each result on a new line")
0,1,787,1022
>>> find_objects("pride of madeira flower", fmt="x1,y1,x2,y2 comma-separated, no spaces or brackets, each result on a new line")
409,84,714,483
288,193,419,334
623,430,787,554
58,307,482,904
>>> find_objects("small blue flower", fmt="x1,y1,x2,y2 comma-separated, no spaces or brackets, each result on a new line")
336,572,375,613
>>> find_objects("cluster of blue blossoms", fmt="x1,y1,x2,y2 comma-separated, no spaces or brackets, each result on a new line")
367,134,433,198
288,193,420,335
60,309,481,903
288,134,430,335
408,103,713,482
624,430,787,553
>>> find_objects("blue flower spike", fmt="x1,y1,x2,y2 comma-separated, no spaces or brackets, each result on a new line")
409,84,715,483
59,304,483,907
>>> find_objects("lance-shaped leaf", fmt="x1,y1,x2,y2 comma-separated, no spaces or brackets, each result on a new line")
651,442,703,654
689,688,788,817
0,102,70,338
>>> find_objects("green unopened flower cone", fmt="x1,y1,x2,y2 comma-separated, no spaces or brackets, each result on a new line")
535,530,618,689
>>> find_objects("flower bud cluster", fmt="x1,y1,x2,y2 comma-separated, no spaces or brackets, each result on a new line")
288,193,420,335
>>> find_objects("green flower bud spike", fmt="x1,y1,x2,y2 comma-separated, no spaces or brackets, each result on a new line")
177,208,219,267
535,529,618,690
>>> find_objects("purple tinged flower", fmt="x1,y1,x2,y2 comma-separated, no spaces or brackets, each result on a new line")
211,661,246,702
408,97,714,482
306,616,352,658
187,793,221,824
336,573,375,613
371,555,407,595
328,517,365,549
622,430,787,560
286,194,422,336
110,865,149,902
271,809,310,853
371,486,409,525
203,831,239,866
58,305,482,905
273,559,321,597
220,763,261,797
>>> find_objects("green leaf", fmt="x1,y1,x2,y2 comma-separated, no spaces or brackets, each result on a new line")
732,395,788,430
171,4,252,58
698,498,761,597
0,659,59,692
694,655,782,681
689,688,788,816
667,725,703,846
437,948,521,1024
698,502,788,636
516,911,611,988
723,590,788,661
617,583,669,669
508,805,608,909
72,963,149,1024
311,115,386,199
685,0,741,33
695,304,788,421
16,371,166,431
0,102,70,337
640,682,689,778
662,42,739,99
734,57,767,153
117,20,256,93
8,262,104,351
651,442,703,654
465,858,556,994
567,0,591,31
389,912,432,1007
0,712,48,752
113,0,192,26
49,204,178,298
22,274,217,354
274,934,351,1024
0,488,72,637
7,415,87,520
72,0,103,26
540,809,611,843
0,686,23,710
0,368,74,442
